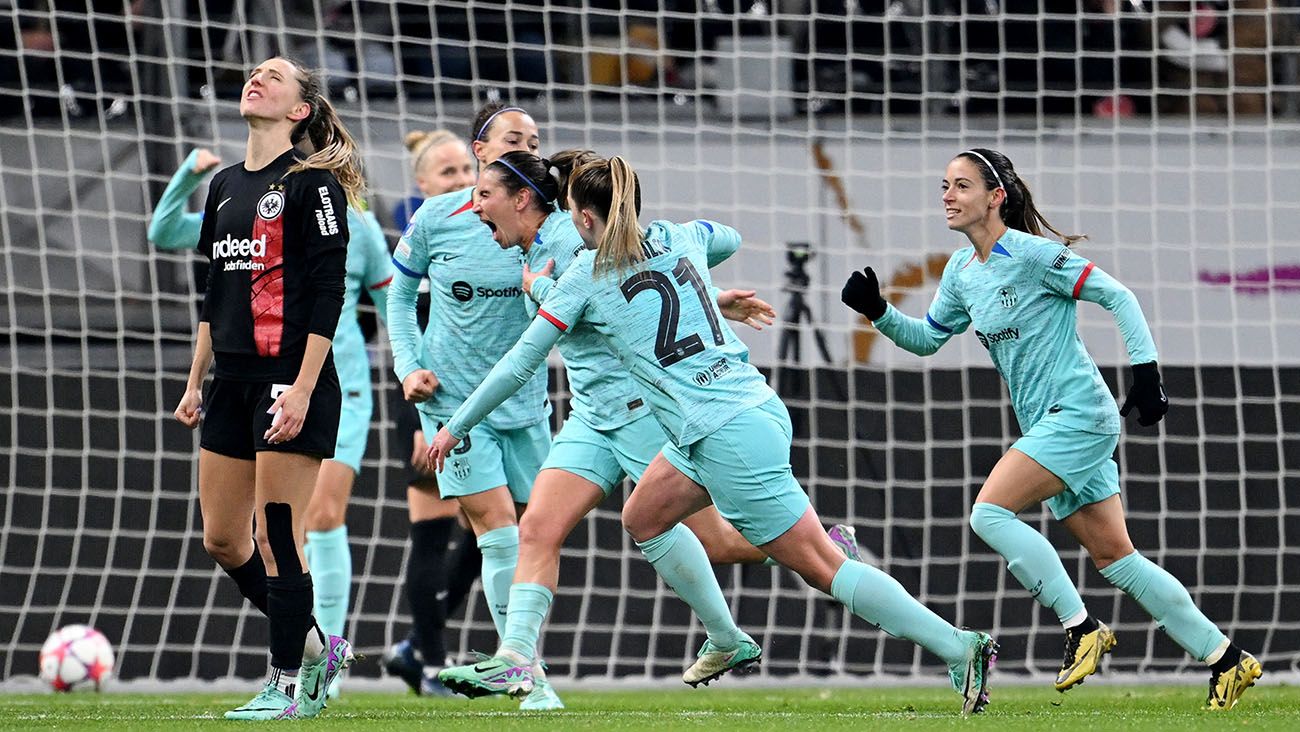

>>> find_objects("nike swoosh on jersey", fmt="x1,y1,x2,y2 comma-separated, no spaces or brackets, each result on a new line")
218,197,233,211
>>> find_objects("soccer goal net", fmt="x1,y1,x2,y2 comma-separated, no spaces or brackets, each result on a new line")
2,1,1298,687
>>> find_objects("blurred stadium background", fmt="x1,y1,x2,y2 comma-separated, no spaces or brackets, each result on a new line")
1,0,1298,690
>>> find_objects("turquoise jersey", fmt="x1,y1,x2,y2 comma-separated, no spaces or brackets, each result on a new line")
387,186,549,430
873,228,1159,435
447,219,768,446
147,149,208,251
334,208,391,395
524,211,645,430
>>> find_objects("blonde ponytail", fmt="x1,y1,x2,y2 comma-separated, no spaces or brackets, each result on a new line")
593,157,644,275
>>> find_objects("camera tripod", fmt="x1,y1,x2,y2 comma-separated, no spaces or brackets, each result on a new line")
777,242,832,365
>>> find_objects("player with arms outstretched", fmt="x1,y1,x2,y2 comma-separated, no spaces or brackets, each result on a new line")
172,57,359,720
430,157,998,715
840,148,1261,710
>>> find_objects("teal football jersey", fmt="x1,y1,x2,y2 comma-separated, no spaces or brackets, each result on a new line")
388,186,549,429
333,208,391,395
875,228,1158,435
525,211,646,430
539,219,770,446
147,149,206,251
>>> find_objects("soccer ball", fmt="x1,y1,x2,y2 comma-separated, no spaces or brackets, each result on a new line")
39,625,115,692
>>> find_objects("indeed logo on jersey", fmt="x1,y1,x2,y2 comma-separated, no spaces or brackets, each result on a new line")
212,233,267,271
315,186,339,236
450,280,523,303
975,326,1020,349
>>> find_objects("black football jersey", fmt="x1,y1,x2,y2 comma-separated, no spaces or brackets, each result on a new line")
198,150,348,381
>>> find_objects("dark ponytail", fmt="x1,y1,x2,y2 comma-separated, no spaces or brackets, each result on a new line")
548,149,602,210
960,148,1085,246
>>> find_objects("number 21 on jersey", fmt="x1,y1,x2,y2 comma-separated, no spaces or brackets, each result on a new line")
620,257,724,368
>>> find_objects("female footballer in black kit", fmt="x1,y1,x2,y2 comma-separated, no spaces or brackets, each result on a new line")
173,57,363,720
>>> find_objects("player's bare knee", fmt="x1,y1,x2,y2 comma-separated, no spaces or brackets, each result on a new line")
518,513,563,553
622,505,668,544
202,533,245,567
701,542,733,564
701,532,753,564
263,502,303,576
305,501,344,533
793,562,836,594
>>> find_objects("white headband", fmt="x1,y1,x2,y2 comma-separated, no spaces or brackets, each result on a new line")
962,150,1004,190
476,106,526,141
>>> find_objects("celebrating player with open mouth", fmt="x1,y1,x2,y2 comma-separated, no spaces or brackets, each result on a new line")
386,102,566,710
841,148,1261,711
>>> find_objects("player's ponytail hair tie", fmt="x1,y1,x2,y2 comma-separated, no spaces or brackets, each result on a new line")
495,157,549,202
476,106,526,141
962,149,1005,191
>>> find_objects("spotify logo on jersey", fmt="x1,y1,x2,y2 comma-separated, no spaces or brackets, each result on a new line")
449,281,524,303
451,281,474,302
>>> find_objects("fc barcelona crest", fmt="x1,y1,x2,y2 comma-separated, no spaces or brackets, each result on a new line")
451,457,470,481
998,285,1017,309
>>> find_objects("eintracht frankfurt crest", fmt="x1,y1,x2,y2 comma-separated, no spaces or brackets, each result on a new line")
257,190,285,221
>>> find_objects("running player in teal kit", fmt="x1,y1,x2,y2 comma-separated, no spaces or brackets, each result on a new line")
841,148,1261,710
386,103,562,710
430,157,997,715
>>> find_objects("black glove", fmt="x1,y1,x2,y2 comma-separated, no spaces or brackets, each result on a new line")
841,267,887,320
1120,361,1168,426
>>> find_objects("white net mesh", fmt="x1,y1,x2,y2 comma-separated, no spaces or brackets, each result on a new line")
2,1,1299,686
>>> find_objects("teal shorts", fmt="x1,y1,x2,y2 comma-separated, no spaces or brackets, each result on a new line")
330,385,372,474
418,411,550,503
1012,421,1121,520
661,394,809,546
541,410,665,494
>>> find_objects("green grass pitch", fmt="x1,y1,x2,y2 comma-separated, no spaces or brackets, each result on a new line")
2,685,1298,731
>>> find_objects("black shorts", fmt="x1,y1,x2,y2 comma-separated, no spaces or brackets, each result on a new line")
200,372,341,461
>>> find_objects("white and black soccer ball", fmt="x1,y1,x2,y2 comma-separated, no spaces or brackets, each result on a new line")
39,625,115,692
